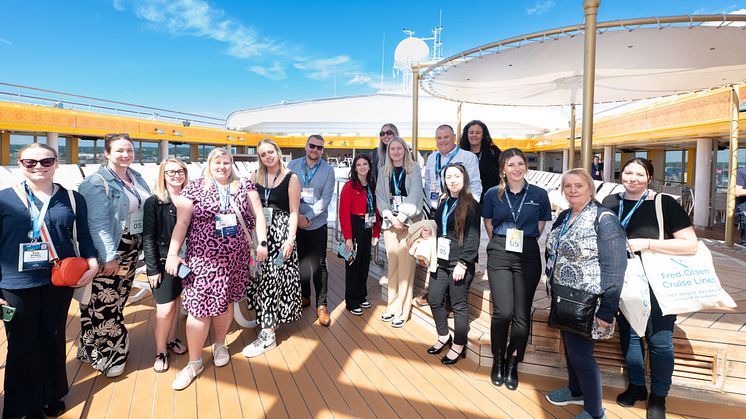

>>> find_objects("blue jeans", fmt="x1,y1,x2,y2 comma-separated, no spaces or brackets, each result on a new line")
618,291,676,397
562,331,603,417
738,211,746,246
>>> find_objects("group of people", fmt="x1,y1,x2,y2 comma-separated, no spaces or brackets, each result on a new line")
0,122,696,419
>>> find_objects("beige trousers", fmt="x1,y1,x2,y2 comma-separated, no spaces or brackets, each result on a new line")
382,228,416,320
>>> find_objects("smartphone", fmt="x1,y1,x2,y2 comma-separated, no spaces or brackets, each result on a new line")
177,263,192,279
2,305,16,322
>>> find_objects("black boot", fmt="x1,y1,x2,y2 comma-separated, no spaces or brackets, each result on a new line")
490,356,504,387
647,393,666,419
616,384,647,407
504,355,519,390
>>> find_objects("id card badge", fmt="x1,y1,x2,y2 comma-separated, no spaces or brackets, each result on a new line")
220,213,238,237
18,242,50,271
430,182,440,207
128,210,144,234
545,253,556,277
301,187,315,205
364,212,376,229
505,228,524,253
391,195,402,213
437,237,451,260
263,207,274,227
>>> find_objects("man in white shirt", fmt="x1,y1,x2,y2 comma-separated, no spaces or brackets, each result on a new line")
423,124,482,208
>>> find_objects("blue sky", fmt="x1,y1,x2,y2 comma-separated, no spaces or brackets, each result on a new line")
0,0,743,118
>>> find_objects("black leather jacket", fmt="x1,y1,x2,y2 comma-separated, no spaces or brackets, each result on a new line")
143,194,178,276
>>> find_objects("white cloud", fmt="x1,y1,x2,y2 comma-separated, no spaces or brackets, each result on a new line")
701,7,746,26
346,74,372,86
293,56,351,80
112,0,126,12
0,38,11,46
249,62,287,80
527,0,556,15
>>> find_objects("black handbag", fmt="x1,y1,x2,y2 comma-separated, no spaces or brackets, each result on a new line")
548,282,600,339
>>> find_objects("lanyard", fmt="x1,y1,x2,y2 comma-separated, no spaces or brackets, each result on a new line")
365,184,374,213
23,182,53,241
552,204,592,254
505,183,529,224
107,166,143,209
263,170,281,206
214,180,231,213
618,190,649,229
435,148,459,186
441,198,459,237
392,168,405,195
476,151,483,162
302,161,320,186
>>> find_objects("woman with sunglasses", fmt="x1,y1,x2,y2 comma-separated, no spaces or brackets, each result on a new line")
369,123,399,180
376,136,424,328
0,143,98,418
143,158,190,373
422,163,480,365
78,133,151,378
338,154,381,315
482,148,551,390
459,120,501,202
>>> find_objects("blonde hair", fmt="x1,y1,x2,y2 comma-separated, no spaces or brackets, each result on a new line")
17,142,59,160
255,138,288,186
496,148,527,201
561,168,596,201
154,158,189,202
382,136,415,178
203,147,238,190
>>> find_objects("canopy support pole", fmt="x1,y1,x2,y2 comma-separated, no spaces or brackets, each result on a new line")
411,65,420,160
725,85,740,247
569,104,576,169
581,0,600,172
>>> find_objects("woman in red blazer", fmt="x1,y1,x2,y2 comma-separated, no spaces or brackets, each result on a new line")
338,154,381,315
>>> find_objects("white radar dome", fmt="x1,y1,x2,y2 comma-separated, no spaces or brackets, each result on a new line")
394,37,430,71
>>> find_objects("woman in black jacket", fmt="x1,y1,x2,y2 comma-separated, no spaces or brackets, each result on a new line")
143,158,189,372
459,120,500,202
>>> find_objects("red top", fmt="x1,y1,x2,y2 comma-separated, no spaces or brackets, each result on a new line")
339,180,381,239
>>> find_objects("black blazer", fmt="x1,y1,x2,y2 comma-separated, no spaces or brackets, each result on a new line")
142,195,178,276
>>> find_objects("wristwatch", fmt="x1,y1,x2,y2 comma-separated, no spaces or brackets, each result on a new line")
259,240,267,247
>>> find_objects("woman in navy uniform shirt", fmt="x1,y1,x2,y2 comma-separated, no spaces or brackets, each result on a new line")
481,148,551,390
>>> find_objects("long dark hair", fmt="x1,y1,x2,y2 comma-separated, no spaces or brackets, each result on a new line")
459,120,500,156
621,157,654,184
440,163,478,244
497,148,528,201
349,154,376,189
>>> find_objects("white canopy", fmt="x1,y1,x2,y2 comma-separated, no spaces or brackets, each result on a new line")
422,24,746,106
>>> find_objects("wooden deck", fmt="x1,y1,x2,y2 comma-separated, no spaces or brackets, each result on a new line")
1,252,744,418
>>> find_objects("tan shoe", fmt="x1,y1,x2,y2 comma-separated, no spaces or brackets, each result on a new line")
317,305,331,327
413,295,428,307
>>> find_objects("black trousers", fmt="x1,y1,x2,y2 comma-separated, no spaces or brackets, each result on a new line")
486,235,541,362
1,284,74,418
344,216,372,310
297,225,329,306
429,263,475,345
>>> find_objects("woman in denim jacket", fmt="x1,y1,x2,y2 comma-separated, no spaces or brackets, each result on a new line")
77,133,151,378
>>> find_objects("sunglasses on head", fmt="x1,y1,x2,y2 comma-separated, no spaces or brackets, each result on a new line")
379,130,395,137
308,143,324,150
19,158,56,168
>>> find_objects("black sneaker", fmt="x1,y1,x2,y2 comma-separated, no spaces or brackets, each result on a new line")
616,384,647,407
360,300,372,309
350,308,363,315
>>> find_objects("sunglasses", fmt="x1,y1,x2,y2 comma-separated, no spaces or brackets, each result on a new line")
379,130,395,137
308,143,324,150
19,158,57,168
165,169,186,177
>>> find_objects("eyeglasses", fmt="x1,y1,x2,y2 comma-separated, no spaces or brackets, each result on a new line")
379,130,395,137
19,158,56,168
308,143,324,150
164,169,186,177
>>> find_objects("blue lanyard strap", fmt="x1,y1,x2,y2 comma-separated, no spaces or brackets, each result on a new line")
214,180,231,212
552,204,592,254
435,148,459,187
263,171,281,206
392,168,405,195
618,190,649,228
107,166,142,208
23,182,52,240
441,198,459,237
365,184,374,213
302,161,320,186
505,183,529,224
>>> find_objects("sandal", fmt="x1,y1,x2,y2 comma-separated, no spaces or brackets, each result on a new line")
153,352,169,373
167,338,187,355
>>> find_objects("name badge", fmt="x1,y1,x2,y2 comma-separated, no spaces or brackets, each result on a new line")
18,242,50,271
391,195,402,213
214,214,238,237
364,212,376,229
437,237,451,260
301,187,315,204
505,228,524,253
263,207,274,227
128,210,144,234
430,182,440,207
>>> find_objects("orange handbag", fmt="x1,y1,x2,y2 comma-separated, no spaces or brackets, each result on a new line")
51,257,88,286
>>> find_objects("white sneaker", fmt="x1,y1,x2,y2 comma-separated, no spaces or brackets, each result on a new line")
105,363,125,378
172,361,204,391
213,343,230,367
242,331,276,358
